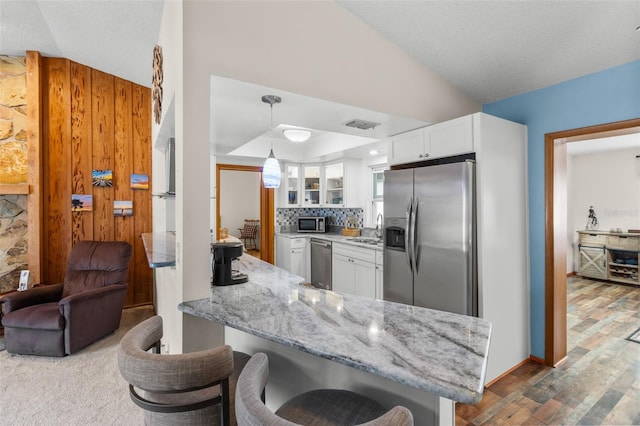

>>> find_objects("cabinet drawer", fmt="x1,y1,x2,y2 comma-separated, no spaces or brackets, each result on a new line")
607,235,639,250
289,237,307,249
333,242,375,263
578,233,607,247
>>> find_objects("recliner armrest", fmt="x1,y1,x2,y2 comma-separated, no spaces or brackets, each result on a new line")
59,283,127,306
2,283,64,314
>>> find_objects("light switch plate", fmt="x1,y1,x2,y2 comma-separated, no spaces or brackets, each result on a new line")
18,270,29,291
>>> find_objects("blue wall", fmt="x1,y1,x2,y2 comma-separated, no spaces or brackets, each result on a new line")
483,60,640,359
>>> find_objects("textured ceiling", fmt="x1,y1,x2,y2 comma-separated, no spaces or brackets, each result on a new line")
1,0,638,158
338,0,640,104
0,0,164,88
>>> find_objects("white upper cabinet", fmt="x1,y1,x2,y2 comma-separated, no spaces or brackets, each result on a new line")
323,162,344,207
388,128,426,165
426,115,473,159
387,114,474,166
283,164,301,207
302,165,321,206
278,159,362,208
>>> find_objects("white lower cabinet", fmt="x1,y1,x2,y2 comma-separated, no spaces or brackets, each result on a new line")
332,242,377,298
375,250,383,300
275,235,306,279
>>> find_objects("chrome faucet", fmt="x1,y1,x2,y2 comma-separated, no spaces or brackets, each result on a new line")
375,213,383,239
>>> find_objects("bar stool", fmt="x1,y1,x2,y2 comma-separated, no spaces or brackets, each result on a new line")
235,352,414,426
118,315,250,426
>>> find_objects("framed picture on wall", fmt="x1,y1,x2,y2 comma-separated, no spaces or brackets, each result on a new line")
71,194,93,212
92,170,113,187
114,200,133,217
130,173,149,190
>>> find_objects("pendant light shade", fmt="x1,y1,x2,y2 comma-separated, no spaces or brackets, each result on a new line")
262,149,281,188
261,95,282,189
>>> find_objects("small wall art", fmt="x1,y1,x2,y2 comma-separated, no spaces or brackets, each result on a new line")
71,194,93,212
114,200,133,217
131,173,149,190
92,169,113,187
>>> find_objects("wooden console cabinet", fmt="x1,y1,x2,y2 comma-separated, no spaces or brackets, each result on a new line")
577,231,639,285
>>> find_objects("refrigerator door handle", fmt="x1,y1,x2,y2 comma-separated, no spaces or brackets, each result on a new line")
405,198,413,273
411,197,419,273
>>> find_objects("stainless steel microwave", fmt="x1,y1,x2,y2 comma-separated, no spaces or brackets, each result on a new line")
297,217,328,233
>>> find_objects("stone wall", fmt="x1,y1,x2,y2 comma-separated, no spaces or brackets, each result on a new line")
0,56,28,292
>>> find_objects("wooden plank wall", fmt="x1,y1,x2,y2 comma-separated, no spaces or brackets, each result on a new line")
41,58,152,307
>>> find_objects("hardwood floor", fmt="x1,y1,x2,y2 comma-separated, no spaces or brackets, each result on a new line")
456,276,640,425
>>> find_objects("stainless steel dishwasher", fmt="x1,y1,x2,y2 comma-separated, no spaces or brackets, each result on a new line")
310,238,332,290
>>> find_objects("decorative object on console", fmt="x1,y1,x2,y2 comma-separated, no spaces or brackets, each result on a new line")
261,95,282,189
586,205,599,230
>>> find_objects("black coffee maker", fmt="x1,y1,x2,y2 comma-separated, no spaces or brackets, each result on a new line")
212,242,248,286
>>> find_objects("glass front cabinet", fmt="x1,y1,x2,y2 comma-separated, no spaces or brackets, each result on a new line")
284,164,301,207
302,165,321,206
278,159,362,208
324,162,344,207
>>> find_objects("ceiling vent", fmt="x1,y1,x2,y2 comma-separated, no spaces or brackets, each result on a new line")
344,119,380,130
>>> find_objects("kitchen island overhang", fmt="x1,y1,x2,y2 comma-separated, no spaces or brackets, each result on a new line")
179,255,491,406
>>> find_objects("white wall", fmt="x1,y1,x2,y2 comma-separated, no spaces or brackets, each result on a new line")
155,0,480,352
567,148,640,273
220,170,261,243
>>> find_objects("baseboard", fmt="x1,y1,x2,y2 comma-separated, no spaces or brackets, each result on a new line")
529,354,545,364
124,302,155,310
567,271,576,277
484,358,530,388
553,355,568,367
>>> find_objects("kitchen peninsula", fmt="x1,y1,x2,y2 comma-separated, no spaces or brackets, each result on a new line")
179,254,492,425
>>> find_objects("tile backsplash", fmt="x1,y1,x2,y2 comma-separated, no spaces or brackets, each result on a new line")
277,207,363,232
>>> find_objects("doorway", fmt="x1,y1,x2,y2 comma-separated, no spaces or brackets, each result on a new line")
545,117,640,366
216,164,275,264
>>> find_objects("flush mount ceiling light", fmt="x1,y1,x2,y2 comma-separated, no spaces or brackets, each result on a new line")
283,128,312,143
261,95,282,189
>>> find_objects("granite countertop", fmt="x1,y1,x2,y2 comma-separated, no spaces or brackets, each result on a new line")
179,255,492,404
277,231,383,250
141,232,244,268
141,232,176,268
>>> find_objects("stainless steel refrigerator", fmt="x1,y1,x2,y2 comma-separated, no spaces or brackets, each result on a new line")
383,159,477,316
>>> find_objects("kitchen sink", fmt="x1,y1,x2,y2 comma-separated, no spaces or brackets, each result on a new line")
347,237,382,246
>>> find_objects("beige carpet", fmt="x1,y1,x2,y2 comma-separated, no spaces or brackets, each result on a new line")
0,305,155,425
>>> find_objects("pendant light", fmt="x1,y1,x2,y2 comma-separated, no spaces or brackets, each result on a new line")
261,95,282,189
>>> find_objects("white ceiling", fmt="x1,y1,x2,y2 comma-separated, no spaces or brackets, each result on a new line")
0,0,164,88
567,133,640,156
1,1,639,159
210,76,428,163
338,0,640,104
